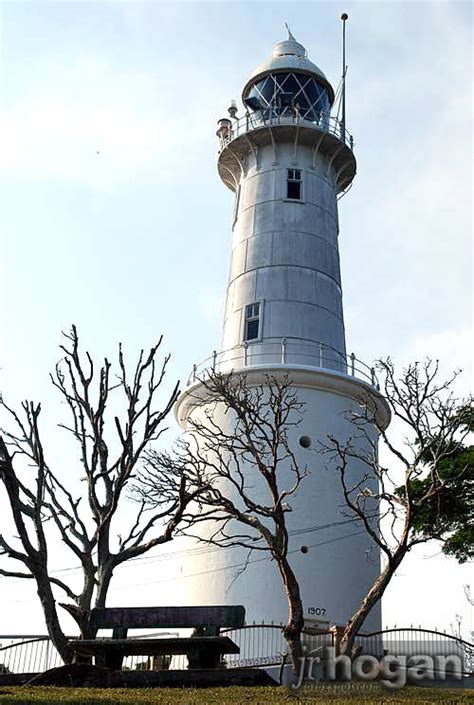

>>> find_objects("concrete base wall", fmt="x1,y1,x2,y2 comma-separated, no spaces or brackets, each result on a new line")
173,367,389,633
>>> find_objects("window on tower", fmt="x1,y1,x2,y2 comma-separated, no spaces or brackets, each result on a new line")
244,302,261,341
233,184,241,226
287,169,302,200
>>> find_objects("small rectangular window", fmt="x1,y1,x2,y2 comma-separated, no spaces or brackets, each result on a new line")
244,302,260,341
233,185,241,225
287,168,302,200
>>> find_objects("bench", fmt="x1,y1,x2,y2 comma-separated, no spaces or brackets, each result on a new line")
69,605,245,670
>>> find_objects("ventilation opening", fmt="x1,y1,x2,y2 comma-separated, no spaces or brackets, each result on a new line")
299,435,311,448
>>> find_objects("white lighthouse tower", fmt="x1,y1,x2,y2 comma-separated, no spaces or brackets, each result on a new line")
175,30,390,632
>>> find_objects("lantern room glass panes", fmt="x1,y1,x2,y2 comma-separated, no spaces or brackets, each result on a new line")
246,72,330,123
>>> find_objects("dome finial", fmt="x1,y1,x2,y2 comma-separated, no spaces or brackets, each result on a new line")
273,27,307,60
285,22,295,42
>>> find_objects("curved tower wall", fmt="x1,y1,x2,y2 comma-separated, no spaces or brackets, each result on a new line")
175,368,385,632
223,143,345,370
173,33,390,634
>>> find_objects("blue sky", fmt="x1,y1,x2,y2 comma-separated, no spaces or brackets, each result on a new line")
0,1,472,635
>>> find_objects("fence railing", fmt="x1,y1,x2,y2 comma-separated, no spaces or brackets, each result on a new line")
188,338,379,389
0,636,64,675
217,111,354,153
355,628,474,677
1,626,472,676
0,633,186,675
221,624,333,669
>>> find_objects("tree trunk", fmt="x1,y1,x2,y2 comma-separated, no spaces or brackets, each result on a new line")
60,603,94,640
278,557,305,674
95,564,114,612
339,548,407,656
35,567,74,664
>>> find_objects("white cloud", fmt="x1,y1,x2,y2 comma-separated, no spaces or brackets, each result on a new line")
402,326,473,384
1,104,186,194
0,57,212,190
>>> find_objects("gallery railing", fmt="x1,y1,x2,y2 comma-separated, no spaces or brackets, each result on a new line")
217,110,354,152
187,338,379,389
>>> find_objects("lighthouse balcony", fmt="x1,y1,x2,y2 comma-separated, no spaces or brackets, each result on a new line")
188,337,379,390
217,111,353,153
216,111,356,194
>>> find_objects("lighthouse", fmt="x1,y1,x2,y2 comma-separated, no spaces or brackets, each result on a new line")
175,30,390,632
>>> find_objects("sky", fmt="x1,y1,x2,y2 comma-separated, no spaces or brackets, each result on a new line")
0,0,472,639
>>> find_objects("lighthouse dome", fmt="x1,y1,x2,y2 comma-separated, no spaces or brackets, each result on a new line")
271,34,307,60
242,31,335,120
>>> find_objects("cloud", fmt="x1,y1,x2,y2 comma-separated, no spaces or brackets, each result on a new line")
402,326,473,381
0,57,211,190
2,103,162,182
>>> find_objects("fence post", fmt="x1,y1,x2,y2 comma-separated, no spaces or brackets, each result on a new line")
329,625,344,656
192,364,197,382
281,337,287,364
350,352,355,376
243,341,248,366
212,350,217,372
44,640,50,671
371,367,376,386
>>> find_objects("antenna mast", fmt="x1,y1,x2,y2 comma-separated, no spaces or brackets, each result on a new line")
341,13,348,139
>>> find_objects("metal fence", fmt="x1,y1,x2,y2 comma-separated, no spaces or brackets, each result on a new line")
221,624,333,668
0,636,63,675
0,634,180,675
1,626,472,676
355,628,474,677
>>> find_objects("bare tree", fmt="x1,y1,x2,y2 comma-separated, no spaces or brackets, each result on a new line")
137,371,308,672
322,358,472,656
464,585,474,607
0,325,199,663
451,586,474,643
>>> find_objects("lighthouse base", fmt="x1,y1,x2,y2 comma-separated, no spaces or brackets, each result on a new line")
172,365,390,634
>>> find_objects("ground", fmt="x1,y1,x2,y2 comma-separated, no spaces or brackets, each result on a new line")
0,685,472,705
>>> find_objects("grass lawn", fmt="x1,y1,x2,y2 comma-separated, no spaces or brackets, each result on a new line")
0,684,472,704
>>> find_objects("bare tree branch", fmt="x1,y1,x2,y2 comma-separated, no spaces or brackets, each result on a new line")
0,325,189,663
322,358,472,655
136,370,308,673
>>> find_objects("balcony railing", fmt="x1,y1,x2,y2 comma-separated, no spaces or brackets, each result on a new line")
187,338,378,389
217,110,354,153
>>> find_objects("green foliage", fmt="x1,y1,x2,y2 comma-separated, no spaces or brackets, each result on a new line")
397,403,474,563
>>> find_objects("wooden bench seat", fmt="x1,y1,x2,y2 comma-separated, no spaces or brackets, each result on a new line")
69,605,245,670
70,636,239,670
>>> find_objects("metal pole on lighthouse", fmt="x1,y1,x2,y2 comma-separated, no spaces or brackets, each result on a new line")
341,12,348,139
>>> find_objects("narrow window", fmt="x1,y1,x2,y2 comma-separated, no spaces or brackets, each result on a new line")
244,302,260,341
287,168,302,200
233,184,241,225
